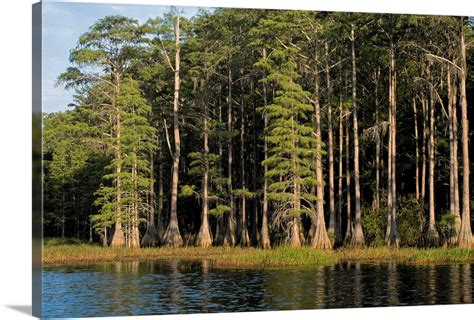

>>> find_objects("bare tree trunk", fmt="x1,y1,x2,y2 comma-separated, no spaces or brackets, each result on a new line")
289,157,303,248
162,11,183,247
89,219,93,243
215,89,225,245
344,101,353,243
260,149,271,249
110,74,125,247
448,67,461,242
350,24,364,247
457,17,473,248
386,98,393,243
337,70,344,247
290,194,302,248
426,64,439,246
452,68,461,239
449,74,455,218
413,97,420,200
196,84,212,247
130,153,140,249
311,48,332,250
224,62,236,246
325,42,336,244
386,39,399,248
239,73,250,246
259,47,271,249
251,79,259,245
124,221,129,248
103,226,107,247
141,150,158,247
375,69,381,210
157,135,165,242
421,97,428,201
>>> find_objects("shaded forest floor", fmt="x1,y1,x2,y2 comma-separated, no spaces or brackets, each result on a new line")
43,238,474,267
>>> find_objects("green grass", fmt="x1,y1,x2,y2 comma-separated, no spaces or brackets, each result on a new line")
407,248,474,263
334,247,474,264
44,237,87,246
42,238,474,267
43,243,334,267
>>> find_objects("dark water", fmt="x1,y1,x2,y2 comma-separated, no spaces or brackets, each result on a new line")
42,260,474,318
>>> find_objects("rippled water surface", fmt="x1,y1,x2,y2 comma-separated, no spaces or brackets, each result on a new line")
42,260,474,318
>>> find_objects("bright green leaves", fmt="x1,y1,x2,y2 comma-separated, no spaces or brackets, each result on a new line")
233,188,255,199
56,15,156,241
71,15,144,69
209,205,232,216
180,185,199,199
255,14,321,221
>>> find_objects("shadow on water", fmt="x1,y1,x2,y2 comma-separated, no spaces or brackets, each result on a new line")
6,305,32,316
42,260,474,318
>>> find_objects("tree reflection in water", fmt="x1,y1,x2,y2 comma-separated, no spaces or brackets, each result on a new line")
42,260,474,318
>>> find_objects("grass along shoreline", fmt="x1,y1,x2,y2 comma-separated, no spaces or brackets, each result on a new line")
43,241,474,267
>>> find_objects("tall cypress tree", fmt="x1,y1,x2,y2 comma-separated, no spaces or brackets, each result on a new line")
261,43,319,247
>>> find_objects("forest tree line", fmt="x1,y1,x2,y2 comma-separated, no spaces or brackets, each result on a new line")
43,8,474,249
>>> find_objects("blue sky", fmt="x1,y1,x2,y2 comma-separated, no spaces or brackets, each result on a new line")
42,2,202,113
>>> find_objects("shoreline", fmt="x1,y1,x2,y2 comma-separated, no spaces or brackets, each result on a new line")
43,244,474,267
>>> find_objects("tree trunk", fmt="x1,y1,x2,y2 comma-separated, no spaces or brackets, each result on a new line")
413,97,420,200
344,102,353,243
311,47,332,250
337,71,344,247
386,38,399,248
421,97,428,201
452,67,461,240
196,85,212,248
449,73,455,220
426,63,439,246
259,47,271,249
448,67,461,242
157,135,165,242
110,74,125,248
239,72,250,246
251,78,259,245
457,17,473,248
350,24,365,247
426,64,439,246
224,62,237,246
375,69,381,210
325,42,336,244
386,96,393,243
141,150,158,247
89,219,93,243
162,12,183,247
103,226,107,247
215,88,225,245
130,153,140,249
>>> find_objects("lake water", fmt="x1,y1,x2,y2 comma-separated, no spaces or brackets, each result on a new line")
42,260,473,318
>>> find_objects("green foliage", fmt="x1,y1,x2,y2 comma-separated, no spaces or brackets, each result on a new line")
46,9,474,250
361,205,386,247
209,205,232,216
180,185,199,198
397,196,425,247
91,78,156,232
233,188,255,199
257,16,320,224
439,212,457,245
44,237,86,246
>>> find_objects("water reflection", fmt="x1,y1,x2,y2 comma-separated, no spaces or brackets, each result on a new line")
42,260,474,318
462,264,472,303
